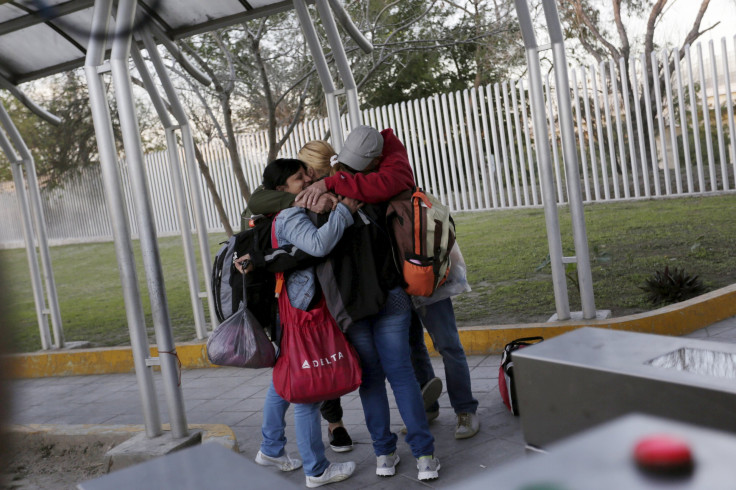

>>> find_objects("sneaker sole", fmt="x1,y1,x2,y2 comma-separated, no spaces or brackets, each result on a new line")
418,462,441,481
330,444,354,453
455,427,480,439
421,378,443,411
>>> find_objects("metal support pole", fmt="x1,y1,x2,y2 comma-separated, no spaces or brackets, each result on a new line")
293,0,344,148
0,76,62,126
542,0,596,320
84,0,161,437
141,28,218,332
111,0,187,438
513,0,569,320
0,125,52,350
0,105,65,346
129,43,208,339
315,0,361,129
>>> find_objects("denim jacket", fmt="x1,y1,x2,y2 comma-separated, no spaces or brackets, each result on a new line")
274,203,354,310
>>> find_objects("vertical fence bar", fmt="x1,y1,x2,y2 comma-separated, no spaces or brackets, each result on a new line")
487,83,506,207
571,69,591,201
610,59,630,198
495,83,514,206
471,87,491,208
546,73,565,203
582,67,601,200
502,82,522,205
663,49,683,194
511,82,530,205
723,37,736,187
478,85,499,208
673,49,694,193
519,80,539,205
641,53,661,196
620,57,641,198
458,90,477,209
652,51,672,194
685,45,706,193
445,93,463,210
698,43,718,191
601,61,620,199
710,39,729,190
465,89,484,208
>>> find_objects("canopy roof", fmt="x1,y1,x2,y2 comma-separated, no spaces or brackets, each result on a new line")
0,0,295,84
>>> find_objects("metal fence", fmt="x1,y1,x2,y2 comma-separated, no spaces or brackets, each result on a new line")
1,37,735,248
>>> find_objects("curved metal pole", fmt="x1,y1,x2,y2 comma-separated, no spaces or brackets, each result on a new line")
130,42,208,339
0,105,64,347
0,76,62,126
111,0,187,438
316,0,361,129
84,0,161,437
543,0,596,319
140,28,218,332
0,126,52,350
326,0,372,54
513,0,570,320
293,0,344,149
146,22,212,87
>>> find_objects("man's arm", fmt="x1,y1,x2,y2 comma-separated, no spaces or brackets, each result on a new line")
301,129,416,204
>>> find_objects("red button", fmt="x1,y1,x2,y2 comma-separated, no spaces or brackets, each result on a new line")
634,435,694,474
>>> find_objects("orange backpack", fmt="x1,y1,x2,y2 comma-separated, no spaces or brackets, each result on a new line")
386,188,456,297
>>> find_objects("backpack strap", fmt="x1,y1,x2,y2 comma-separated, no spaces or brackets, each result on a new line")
270,212,284,298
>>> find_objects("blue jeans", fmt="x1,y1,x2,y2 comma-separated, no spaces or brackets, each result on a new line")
260,382,329,477
410,297,479,414
346,288,435,458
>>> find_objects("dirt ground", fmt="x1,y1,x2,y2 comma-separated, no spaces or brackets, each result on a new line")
1,435,118,490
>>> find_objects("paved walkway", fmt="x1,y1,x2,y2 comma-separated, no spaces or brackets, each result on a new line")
8,316,736,488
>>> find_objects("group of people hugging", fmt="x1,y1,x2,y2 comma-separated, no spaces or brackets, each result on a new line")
235,125,480,488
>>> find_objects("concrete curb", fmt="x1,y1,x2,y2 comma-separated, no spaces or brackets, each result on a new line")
4,283,736,379
6,423,239,452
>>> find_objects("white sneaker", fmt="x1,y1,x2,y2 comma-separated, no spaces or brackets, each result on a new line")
376,453,400,476
306,461,356,488
416,455,440,481
455,412,480,439
255,450,302,472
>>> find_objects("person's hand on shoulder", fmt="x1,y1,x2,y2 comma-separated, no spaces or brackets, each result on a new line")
306,192,338,214
338,195,363,214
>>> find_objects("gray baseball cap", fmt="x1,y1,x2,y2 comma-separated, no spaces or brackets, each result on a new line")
337,125,384,171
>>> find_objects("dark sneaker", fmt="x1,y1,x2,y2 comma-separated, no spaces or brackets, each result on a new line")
455,412,480,439
306,461,356,488
328,426,354,453
417,455,440,481
421,377,443,411
376,452,400,476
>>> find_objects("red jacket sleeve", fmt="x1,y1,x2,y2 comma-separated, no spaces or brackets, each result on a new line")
323,128,416,203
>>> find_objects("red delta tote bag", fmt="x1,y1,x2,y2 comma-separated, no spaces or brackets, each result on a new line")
271,224,361,404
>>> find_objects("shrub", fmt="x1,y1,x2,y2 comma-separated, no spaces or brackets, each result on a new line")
640,266,706,306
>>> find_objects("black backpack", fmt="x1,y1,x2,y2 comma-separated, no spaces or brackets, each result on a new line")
211,214,277,336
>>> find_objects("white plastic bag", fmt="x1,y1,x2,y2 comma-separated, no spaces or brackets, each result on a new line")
411,241,472,308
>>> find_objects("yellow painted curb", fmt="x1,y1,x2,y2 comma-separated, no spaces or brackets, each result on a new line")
3,283,735,378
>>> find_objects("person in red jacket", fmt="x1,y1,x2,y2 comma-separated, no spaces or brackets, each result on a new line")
297,125,480,440
296,127,415,206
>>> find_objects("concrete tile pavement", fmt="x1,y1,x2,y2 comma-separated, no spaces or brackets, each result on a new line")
7,315,736,488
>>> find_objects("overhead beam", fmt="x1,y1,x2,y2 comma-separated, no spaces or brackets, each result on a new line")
0,0,95,36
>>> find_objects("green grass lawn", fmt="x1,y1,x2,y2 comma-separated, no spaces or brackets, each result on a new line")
3,193,736,353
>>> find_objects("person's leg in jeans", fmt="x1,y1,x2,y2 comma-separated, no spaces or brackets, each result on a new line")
260,382,292,460
408,310,441,414
346,318,397,458
293,401,330,477
416,298,478,414
371,290,435,459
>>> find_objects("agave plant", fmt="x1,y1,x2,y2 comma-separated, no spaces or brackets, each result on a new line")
640,266,706,306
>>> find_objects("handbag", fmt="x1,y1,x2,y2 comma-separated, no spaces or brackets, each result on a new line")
206,272,277,369
498,336,543,415
271,223,362,403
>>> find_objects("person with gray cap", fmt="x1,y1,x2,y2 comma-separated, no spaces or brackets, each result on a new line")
297,125,480,441
297,125,415,206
